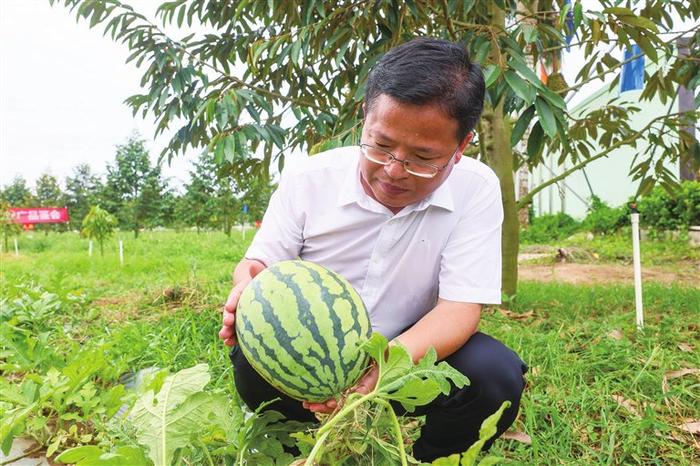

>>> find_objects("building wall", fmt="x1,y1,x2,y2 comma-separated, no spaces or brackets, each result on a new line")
528,86,680,220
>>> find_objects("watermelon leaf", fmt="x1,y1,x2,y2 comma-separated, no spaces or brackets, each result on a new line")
429,400,510,466
55,445,150,466
129,364,230,466
361,333,469,412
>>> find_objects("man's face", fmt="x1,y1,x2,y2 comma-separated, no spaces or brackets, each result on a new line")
359,94,471,213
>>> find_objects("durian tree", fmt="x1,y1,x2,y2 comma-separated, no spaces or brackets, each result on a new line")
52,0,699,296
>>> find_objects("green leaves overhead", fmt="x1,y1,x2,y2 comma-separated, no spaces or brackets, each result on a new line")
51,0,698,199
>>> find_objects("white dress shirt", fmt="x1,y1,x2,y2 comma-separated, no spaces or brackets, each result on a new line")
245,146,503,339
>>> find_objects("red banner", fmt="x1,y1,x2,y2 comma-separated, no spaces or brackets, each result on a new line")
9,208,70,224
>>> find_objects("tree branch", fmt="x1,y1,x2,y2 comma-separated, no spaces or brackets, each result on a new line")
516,112,686,209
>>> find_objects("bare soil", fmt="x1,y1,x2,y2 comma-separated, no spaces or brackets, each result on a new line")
519,262,699,286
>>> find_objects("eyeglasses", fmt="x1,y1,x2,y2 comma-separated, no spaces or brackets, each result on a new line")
359,143,458,179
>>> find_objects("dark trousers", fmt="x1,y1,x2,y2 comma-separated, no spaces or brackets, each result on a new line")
230,332,527,462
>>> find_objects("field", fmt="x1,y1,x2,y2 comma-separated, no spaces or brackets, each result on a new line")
1,230,699,465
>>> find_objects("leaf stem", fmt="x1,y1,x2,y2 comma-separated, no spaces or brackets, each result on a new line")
316,391,376,437
376,399,408,466
305,430,330,465
199,440,214,466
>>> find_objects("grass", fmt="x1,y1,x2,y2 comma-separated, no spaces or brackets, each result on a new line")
520,227,700,267
1,230,699,464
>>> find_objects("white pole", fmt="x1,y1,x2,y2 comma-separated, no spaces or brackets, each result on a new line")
14,238,19,256
119,240,124,265
631,211,644,329
89,240,93,257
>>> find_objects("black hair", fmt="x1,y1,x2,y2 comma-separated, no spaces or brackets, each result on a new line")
364,37,485,142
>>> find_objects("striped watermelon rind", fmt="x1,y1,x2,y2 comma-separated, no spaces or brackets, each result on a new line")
235,260,372,402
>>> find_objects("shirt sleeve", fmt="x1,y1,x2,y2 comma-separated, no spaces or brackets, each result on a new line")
438,177,503,304
244,166,305,265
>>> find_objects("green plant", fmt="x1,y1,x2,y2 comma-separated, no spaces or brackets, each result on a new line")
637,181,700,230
81,206,117,256
300,333,482,465
582,196,628,234
521,212,580,244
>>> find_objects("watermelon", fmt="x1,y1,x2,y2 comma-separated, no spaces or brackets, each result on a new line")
235,260,372,402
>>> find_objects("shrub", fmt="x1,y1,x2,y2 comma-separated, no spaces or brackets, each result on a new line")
637,181,700,230
521,212,581,244
582,196,629,234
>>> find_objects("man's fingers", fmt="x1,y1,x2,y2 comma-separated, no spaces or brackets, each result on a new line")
224,337,236,346
219,325,233,340
222,312,235,326
302,399,336,414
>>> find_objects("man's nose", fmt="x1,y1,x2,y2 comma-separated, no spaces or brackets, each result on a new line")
384,155,410,179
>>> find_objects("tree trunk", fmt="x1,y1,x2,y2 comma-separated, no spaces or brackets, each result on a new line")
484,4,519,299
482,102,519,299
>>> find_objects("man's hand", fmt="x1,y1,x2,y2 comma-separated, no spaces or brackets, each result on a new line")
218,259,266,346
302,363,379,414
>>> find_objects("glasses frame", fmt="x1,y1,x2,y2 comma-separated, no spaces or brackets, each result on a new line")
359,143,460,179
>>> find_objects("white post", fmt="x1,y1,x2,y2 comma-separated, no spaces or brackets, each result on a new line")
631,211,644,329
119,240,124,265
14,238,19,256
89,240,93,257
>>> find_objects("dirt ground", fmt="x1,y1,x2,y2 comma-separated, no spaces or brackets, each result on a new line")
519,262,699,286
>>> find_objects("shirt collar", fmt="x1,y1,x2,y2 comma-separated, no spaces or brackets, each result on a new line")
336,147,455,213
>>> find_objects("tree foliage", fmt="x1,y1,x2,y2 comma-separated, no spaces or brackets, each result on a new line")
49,0,700,294
34,173,65,234
81,205,118,256
102,134,168,237
1,176,34,207
65,164,103,231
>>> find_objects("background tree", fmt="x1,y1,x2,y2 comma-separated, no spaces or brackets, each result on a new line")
65,163,103,231
182,152,217,232
81,205,117,256
239,176,276,224
54,0,700,296
211,165,239,236
1,175,35,207
0,202,22,253
102,134,167,238
34,173,65,235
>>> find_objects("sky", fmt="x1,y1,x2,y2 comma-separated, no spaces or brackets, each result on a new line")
0,0,194,190
1,1,689,193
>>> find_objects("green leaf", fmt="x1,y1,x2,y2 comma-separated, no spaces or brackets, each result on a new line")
483,65,501,88
362,333,469,412
504,71,534,104
459,401,510,466
522,24,537,44
603,7,635,16
511,105,536,147
535,97,557,138
56,445,149,466
527,122,545,159
1,403,37,455
618,15,658,32
129,364,228,466
432,454,460,465
538,86,567,109
509,57,544,91
573,2,583,30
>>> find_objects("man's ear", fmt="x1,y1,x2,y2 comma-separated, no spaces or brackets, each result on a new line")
460,131,474,151
454,132,474,164
361,102,366,120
